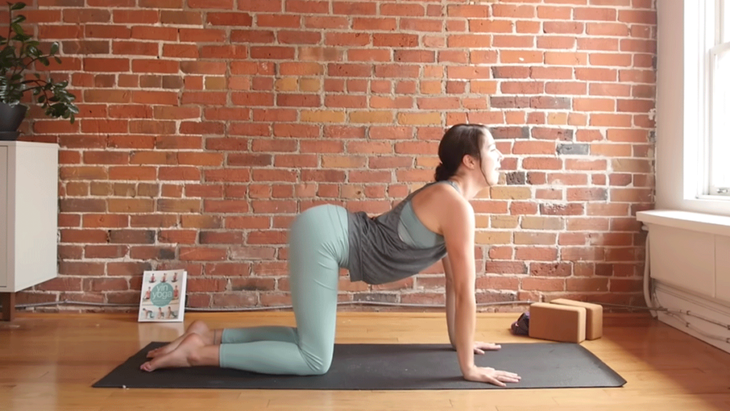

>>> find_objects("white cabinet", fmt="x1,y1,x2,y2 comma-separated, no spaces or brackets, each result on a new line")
0,141,59,320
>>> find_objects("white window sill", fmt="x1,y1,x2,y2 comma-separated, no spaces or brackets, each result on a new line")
637,209,730,236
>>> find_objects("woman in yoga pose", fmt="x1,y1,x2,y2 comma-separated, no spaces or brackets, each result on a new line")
142,123,520,387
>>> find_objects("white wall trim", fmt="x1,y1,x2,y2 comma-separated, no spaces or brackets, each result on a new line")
654,282,730,354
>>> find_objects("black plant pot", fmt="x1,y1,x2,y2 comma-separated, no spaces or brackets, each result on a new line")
0,103,28,135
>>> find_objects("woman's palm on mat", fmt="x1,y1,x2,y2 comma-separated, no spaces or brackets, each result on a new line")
464,366,521,387
468,342,520,386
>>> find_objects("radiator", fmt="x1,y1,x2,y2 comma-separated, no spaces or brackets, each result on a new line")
637,210,730,353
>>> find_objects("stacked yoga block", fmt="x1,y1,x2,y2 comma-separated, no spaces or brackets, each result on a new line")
528,299,603,343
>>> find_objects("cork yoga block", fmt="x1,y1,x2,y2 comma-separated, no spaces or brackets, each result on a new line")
550,298,603,340
528,303,586,343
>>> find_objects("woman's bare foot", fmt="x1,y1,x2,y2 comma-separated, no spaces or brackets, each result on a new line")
140,333,206,372
147,320,212,359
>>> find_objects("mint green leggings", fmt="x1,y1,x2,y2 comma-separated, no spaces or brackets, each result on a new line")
218,205,349,375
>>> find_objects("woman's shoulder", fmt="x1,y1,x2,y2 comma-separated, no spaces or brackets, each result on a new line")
410,181,473,231
413,180,455,195
418,181,466,205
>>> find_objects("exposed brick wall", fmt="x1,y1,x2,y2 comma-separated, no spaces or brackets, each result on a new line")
8,0,656,311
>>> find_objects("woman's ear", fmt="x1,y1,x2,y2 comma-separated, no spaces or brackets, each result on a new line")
461,154,477,170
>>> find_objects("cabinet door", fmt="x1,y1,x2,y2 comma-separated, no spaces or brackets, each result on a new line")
0,146,7,287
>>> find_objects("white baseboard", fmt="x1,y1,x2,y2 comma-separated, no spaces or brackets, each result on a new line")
654,282,730,354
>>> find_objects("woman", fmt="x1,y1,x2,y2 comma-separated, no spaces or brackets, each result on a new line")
141,123,520,387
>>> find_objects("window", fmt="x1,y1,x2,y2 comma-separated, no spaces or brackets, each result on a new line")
654,0,730,214
707,0,730,197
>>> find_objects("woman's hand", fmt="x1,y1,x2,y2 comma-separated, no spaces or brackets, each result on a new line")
451,341,503,354
473,341,501,354
463,366,521,387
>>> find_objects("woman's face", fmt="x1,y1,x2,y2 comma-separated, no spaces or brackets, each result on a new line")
479,131,503,186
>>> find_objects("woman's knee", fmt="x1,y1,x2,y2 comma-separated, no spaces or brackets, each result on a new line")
306,356,332,375
300,348,333,375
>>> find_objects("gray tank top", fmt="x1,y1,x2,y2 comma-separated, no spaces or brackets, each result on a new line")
347,181,459,285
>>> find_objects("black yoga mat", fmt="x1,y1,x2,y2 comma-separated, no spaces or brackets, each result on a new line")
93,342,626,390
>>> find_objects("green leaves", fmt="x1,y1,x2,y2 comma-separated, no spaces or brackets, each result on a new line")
0,2,77,123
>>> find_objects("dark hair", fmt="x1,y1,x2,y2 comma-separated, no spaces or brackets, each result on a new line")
434,123,488,181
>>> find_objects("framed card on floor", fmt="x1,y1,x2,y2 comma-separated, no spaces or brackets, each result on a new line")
138,269,187,323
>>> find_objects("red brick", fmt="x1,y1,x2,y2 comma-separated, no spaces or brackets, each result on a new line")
382,4,425,17
447,5,490,18
373,33,419,48
353,17,397,31
333,1,377,15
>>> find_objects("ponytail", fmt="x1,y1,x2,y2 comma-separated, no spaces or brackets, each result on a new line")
434,163,454,181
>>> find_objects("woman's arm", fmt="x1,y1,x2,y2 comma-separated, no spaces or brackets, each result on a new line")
445,255,501,354
443,255,457,348
440,198,477,377
440,195,520,386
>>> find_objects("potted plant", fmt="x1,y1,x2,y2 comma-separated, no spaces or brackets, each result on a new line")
1,1,78,140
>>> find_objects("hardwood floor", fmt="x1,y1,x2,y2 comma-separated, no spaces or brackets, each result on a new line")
1,311,729,411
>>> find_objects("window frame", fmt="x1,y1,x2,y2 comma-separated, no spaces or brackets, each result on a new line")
701,0,730,199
